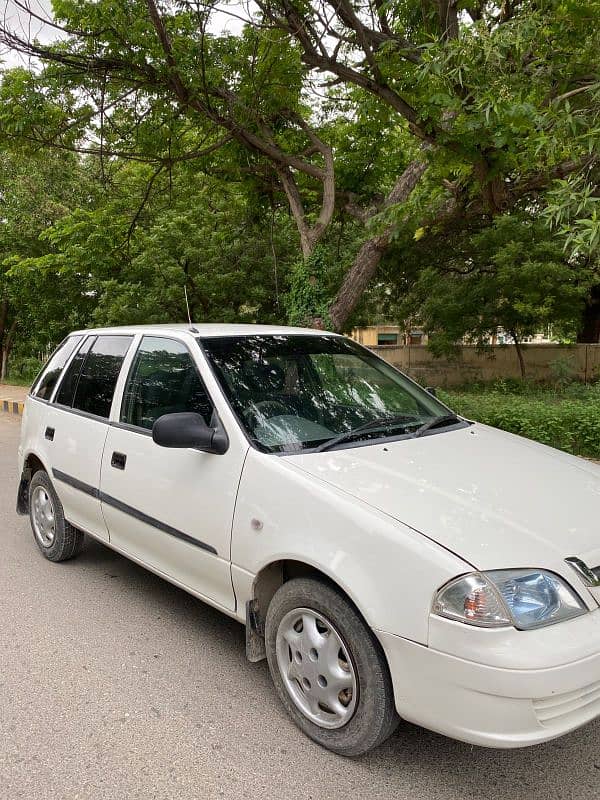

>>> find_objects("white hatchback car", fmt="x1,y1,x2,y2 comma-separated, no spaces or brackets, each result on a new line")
17,324,600,755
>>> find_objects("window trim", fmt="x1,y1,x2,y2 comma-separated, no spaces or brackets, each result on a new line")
50,402,117,425
118,333,220,436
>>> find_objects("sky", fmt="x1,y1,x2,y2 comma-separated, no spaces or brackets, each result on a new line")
1,0,60,68
1,0,250,70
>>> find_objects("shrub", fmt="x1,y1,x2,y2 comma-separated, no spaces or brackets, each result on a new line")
548,355,577,390
6,356,43,385
440,386,600,459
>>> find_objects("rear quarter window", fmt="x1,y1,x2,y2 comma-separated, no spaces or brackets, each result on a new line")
30,336,83,401
71,335,133,419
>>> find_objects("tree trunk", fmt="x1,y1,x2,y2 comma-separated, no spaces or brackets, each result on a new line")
327,159,428,331
0,298,8,353
0,319,17,382
510,330,526,379
0,299,9,382
329,235,389,331
0,348,7,382
577,285,600,343
436,0,459,39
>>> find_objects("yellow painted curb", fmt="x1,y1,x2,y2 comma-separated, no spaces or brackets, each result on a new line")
0,399,24,416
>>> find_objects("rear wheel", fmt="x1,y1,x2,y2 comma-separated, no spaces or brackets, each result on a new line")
29,470,85,562
265,577,399,756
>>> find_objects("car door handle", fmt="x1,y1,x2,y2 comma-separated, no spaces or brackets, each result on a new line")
111,451,127,470
45,427,55,441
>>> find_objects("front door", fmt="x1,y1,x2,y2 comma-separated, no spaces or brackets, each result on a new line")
99,335,245,612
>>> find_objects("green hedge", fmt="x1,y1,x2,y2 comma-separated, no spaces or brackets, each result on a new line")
440,387,600,459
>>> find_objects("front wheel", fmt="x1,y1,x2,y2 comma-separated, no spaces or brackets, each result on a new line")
29,470,85,562
265,577,399,756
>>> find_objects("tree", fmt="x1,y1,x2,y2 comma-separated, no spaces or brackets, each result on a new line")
0,148,93,379
29,160,298,328
0,5,337,261
256,0,600,328
395,214,595,376
0,0,598,333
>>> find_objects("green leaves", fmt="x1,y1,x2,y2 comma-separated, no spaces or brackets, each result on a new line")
392,212,595,353
543,174,600,257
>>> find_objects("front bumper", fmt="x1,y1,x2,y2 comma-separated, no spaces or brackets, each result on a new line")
377,617,600,748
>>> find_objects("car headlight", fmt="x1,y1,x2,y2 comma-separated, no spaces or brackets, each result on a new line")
433,569,587,630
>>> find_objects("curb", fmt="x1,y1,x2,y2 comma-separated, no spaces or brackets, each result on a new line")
1,399,24,416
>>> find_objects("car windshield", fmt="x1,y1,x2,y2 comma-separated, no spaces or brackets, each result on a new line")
199,334,462,454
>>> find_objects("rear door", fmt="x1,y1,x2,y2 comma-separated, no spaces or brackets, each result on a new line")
99,335,245,612
46,334,133,541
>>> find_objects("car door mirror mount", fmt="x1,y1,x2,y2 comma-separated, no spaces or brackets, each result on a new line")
152,412,229,455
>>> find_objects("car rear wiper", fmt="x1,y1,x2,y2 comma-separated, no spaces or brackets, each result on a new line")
413,414,462,438
315,414,418,453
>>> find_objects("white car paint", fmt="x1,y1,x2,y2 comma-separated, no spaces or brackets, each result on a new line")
17,323,600,750
285,423,600,579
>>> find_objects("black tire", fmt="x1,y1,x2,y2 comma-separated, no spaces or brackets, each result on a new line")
265,577,399,756
28,470,85,562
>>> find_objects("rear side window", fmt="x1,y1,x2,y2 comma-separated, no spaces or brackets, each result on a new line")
31,336,83,400
121,336,213,430
54,336,94,407
71,336,132,419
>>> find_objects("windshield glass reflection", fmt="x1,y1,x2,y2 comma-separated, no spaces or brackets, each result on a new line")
200,334,455,453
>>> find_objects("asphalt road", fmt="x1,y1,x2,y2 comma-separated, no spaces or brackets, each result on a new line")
1,413,600,800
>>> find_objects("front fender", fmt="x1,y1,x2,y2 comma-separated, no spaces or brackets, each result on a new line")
231,448,468,643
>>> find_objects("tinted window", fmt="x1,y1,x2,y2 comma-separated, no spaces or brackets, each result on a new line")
121,337,213,430
72,336,132,419
54,336,94,407
31,336,83,400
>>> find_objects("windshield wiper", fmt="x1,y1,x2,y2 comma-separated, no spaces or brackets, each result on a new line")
315,414,418,453
413,414,462,438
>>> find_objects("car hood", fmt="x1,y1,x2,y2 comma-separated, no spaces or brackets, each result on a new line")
286,424,600,572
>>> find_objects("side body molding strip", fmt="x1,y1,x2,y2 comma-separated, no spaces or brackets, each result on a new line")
52,468,218,555
53,468,99,499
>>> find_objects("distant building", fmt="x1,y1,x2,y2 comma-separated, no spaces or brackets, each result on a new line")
351,324,558,347
350,325,427,347
490,327,558,345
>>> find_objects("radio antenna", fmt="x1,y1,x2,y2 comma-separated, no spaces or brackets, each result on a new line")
184,285,198,333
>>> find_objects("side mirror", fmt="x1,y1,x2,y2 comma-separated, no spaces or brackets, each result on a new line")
152,412,228,455
425,386,437,397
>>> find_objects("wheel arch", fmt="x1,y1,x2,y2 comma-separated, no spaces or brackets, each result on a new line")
16,451,49,514
245,558,377,663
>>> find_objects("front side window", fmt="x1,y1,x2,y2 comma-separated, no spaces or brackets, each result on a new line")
201,334,458,453
71,335,132,419
121,336,213,430
30,336,83,400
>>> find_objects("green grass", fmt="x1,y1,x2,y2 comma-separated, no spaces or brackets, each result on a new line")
440,380,600,459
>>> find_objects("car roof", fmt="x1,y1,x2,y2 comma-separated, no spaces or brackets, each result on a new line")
69,323,339,338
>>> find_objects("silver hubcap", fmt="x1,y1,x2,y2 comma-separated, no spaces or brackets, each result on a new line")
276,608,358,729
31,486,56,547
